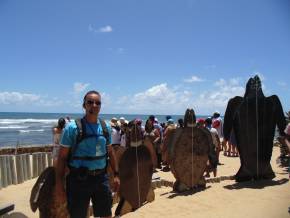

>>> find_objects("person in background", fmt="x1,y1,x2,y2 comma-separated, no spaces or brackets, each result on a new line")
161,118,176,171
177,118,184,128
118,117,127,127
212,111,223,140
110,117,121,147
55,90,120,218
166,115,172,121
284,123,290,179
120,122,128,148
225,129,239,157
144,117,160,169
196,118,205,128
212,119,222,162
52,117,66,167
152,116,163,169
65,116,71,124
204,117,219,177
135,118,145,136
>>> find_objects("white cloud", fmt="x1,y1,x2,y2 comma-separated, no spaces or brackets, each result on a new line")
184,75,204,83
0,92,40,104
73,82,90,94
99,92,111,108
99,25,113,33
112,78,246,115
38,98,63,107
214,78,226,87
116,84,181,114
88,24,113,33
0,91,63,109
194,78,245,113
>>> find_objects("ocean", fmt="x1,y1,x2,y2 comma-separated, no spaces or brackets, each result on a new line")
0,112,210,147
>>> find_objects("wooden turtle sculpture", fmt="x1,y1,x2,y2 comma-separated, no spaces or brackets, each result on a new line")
115,122,154,216
168,108,212,192
30,167,69,218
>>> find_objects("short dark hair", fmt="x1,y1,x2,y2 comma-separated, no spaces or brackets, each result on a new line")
82,90,100,107
166,115,172,121
58,117,66,129
205,117,212,125
149,115,155,121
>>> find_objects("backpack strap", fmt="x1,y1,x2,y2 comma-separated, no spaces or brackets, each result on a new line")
68,117,110,164
75,118,86,145
99,118,110,145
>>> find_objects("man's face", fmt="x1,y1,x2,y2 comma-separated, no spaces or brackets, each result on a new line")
84,93,101,116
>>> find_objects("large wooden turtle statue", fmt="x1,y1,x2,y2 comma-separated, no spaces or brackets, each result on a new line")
115,121,154,216
223,75,286,182
168,108,212,192
30,167,69,218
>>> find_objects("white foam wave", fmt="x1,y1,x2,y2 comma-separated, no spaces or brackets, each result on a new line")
0,119,57,125
18,129,45,133
0,125,29,129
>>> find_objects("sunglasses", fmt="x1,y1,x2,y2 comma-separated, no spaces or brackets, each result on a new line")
86,100,101,106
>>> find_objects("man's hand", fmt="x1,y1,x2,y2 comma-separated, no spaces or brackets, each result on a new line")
54,184,67,204
113,176,120,193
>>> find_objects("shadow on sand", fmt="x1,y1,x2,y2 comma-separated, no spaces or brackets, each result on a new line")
3,212,29,218
165,185,212,199
223,178,289,190
276,156,289,169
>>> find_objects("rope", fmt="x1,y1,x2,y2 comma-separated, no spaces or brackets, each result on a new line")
255,81,259,179
134,124,141,208
191,122,194,187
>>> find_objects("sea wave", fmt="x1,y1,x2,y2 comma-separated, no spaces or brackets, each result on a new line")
0,119,58,125
18,129,45,133
0,125,30,129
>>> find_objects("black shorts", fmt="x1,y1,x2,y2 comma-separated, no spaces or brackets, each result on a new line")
66,172,112,218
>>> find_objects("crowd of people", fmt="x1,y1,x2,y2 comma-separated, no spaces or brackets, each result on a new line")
52,109,241,177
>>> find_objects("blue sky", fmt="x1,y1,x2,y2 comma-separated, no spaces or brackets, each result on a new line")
0,0,289,115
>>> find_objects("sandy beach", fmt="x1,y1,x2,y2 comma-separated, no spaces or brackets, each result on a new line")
0,146,289,218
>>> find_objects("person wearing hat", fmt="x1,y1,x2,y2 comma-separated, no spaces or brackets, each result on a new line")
111,117,121,147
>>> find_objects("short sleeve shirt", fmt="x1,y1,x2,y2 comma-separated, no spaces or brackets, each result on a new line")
60,119,112,170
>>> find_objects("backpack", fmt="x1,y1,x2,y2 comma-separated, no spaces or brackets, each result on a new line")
68,117,110,164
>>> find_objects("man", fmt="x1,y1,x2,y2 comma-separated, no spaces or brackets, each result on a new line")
55,90,120,218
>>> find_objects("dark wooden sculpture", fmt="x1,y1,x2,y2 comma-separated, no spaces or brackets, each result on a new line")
223,75,286,182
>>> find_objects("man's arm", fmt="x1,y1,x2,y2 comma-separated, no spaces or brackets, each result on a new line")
107,145,120,192
107,144,118,175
